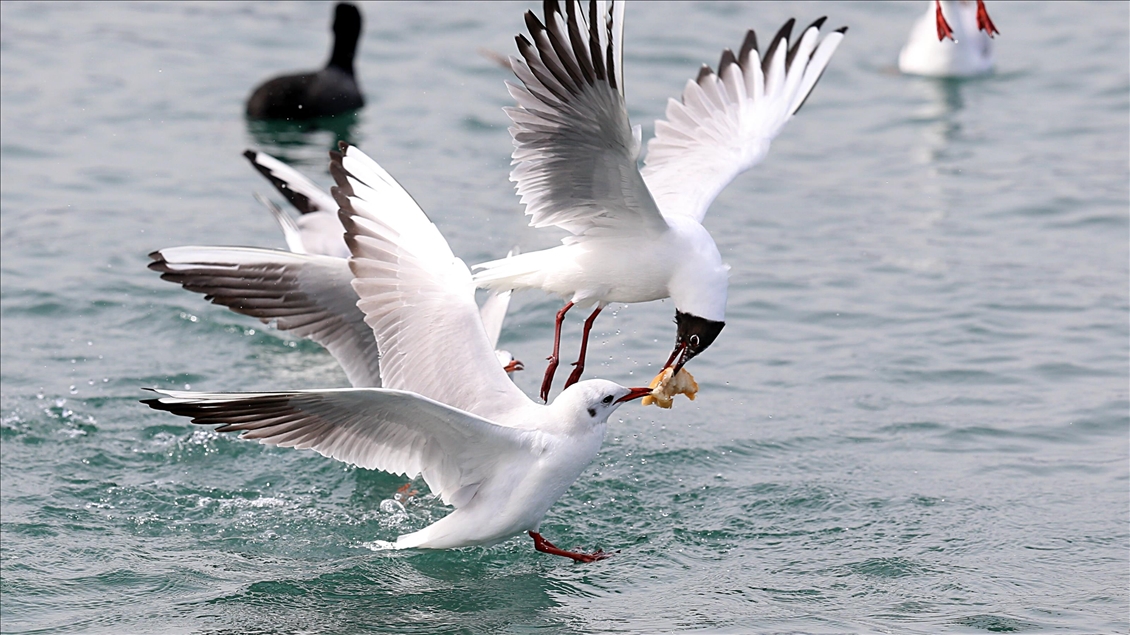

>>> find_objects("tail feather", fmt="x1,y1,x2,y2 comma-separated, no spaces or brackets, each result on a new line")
472,249,560,292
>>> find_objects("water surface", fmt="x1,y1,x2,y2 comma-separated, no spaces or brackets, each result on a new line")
2,2,1127,633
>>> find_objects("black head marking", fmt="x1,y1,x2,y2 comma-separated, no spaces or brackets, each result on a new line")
671,310,726,370
587,407,597,417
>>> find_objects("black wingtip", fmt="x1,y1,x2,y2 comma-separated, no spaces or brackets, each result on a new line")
695,64,714,84
810,16,828,31
242,149,257,162
738,29,759,68
762,18,795,74
329,162,353,196
718,49,738,76
835,26,848,35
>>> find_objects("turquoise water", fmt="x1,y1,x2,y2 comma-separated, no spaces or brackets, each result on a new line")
2,2,1127,633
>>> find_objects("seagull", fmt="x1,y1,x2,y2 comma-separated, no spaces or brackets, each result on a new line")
898,1,999,77
246,3,365,120
144,142,653,562
471,1,846,401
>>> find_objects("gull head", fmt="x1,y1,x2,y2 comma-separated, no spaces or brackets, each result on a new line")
664,310,726,374
552,380,652,430
495,349,525,375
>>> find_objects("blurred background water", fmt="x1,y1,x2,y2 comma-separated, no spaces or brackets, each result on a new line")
1,2,1127,633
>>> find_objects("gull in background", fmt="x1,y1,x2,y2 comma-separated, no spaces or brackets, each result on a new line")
899,1,999,77
146,154,524,387
145,143,652,562
472,1,846,401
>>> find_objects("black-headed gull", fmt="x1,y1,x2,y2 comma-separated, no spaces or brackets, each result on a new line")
145,143,652,562
246,3,365,120
472,1,846,402
899,1,999,77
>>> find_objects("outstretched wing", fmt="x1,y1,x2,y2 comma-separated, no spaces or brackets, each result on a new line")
149,246,381,388
506,0,668,242
244,149,338,215
143,388,536,508
641,18,846,223
331,144,532,420
244,149,349,258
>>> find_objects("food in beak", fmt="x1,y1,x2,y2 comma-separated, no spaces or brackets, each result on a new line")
641,366,699,409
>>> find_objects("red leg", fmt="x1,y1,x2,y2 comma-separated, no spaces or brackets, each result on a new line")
935,0,955,41
541,301,574,402
564,307,603,389
528,531,610,563
975,0,999,37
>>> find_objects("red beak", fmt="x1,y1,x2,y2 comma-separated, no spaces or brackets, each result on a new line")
616,387,654,403
504,359,525,373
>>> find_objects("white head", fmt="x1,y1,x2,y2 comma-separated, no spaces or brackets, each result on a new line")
549,379,652,432
494,349,524,375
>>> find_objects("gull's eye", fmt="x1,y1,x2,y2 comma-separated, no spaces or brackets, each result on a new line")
602,395,614,405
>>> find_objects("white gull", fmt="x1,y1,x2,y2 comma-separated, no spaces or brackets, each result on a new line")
472,0,846,401
899,0,999,78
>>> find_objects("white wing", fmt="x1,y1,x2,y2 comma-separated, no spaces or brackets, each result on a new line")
244,149,338,214
478,290,511,351
331,144,531,420
477,248,518,349
244,149,350,258
143,388,534,508
149,246,381,388
641,18,846,224
506,0,668,242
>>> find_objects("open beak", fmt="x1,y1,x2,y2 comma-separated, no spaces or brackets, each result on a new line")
616,386,654,403
504,359,525,373
663,341,690,375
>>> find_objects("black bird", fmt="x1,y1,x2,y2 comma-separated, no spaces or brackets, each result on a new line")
246,3,364,120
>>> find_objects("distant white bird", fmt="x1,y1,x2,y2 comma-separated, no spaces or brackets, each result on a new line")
145,142,652,562
472,1,846,401
898,0,999,77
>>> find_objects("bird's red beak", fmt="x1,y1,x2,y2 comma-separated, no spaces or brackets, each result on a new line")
616,387,654,403
504,359,525,373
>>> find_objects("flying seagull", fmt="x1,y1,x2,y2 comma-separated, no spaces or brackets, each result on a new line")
473,1,846,401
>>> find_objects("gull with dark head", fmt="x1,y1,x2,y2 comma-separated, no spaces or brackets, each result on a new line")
472,1,846,402
144,143,651,562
